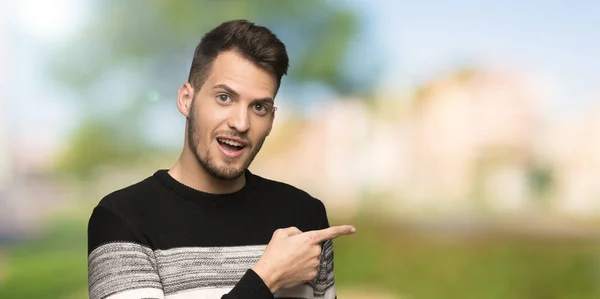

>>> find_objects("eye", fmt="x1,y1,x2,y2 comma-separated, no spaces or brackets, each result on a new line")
253,103,270,116
216,94,232,103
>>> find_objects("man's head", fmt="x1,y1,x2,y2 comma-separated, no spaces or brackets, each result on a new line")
177,20,289,181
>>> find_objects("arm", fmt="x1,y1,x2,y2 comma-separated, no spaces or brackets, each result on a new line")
87,205,274,299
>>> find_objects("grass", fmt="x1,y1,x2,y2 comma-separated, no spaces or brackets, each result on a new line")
1,214,599,298
0,217,88,299
332,217,600,299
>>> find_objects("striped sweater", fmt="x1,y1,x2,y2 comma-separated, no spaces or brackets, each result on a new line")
87,169,336,299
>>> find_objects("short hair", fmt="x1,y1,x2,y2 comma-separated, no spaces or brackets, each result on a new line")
187,19,289,93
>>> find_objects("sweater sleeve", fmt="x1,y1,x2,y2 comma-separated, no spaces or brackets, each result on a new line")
311,200,337,299
87,205,165,299
87,205,274,299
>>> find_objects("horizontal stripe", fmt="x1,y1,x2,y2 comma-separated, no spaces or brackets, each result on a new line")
89,243,336,298
165,287,232,299
89,242,162,299
106,287,165,299
155,245,266,294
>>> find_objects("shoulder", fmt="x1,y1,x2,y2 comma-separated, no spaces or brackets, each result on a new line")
95,173,158,217
249,171,328,215
88,174,161,253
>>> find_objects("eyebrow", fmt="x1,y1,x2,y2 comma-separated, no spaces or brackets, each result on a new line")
213,83,274,104
213,84,239,97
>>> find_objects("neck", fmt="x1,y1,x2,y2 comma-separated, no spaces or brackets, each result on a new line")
168,146,246,194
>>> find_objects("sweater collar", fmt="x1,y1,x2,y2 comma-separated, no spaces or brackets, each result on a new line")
153,169,253,207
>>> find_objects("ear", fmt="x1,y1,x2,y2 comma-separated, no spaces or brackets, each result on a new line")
177,82,195,117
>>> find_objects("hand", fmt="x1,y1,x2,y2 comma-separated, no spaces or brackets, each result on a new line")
251,225,355,293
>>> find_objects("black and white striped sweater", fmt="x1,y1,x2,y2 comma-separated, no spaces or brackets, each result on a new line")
87,169,336,299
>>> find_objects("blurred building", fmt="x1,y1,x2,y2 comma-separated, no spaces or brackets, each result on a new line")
542,102,600,216
253,68,548,218
251,99,372,217
404,68,540,214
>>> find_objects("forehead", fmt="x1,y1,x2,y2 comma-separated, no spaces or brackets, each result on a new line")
202,50,277,98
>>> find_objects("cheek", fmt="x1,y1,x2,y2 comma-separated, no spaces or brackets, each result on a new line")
190,106,212,145
251,117,273,139
195,104,233,146
198,101,230,125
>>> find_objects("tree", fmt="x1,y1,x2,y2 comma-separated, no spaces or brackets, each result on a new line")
50,0,379,176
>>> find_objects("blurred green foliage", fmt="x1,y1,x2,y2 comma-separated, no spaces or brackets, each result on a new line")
54,118,151,178
2,213,599,298
53,0,370,97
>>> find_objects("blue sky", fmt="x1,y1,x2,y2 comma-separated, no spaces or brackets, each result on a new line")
3,0,600,150
360,1,600,108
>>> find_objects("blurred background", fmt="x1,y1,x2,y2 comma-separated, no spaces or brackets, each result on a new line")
1,0,600,298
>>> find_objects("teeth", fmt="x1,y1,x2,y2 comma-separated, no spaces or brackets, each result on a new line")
218,138,243,147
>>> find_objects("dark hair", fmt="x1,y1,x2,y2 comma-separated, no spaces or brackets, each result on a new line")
187,19,289,93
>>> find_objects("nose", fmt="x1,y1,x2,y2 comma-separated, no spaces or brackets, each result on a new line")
227,104,250,133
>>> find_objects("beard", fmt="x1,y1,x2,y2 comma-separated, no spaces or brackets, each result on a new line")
187,112,266,180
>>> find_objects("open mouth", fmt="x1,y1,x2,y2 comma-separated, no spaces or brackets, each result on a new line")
217,138,246,153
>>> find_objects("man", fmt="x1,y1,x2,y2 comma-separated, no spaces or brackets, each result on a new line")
87,19,355,299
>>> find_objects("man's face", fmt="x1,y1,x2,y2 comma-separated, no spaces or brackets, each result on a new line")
187,50,277,180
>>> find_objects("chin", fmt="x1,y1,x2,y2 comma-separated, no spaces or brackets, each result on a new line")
208,162,247,180
197,148,253,181
214,169,245,180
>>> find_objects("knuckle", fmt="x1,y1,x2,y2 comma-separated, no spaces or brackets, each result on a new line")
276,226,299,238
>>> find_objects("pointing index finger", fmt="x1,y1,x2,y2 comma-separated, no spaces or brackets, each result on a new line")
308,225,356,244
